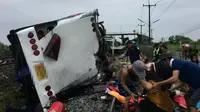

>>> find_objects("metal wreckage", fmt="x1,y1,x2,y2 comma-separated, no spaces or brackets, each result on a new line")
6,9,112,112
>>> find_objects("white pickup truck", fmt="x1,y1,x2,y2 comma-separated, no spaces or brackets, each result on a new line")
7,9,108,112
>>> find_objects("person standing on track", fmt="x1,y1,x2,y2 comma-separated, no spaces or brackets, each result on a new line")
118,40,143,64
151,52,200,112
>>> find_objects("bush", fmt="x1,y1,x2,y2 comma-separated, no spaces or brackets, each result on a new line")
0,42,12,59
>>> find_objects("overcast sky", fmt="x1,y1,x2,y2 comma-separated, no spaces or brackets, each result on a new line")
0,0,200,44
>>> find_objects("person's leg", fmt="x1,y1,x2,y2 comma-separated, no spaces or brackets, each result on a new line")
190,107,197,112
189,88,200,112
124,97,130,112
185,89,194,112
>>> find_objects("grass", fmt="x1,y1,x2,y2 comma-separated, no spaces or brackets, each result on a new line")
0,87,21,112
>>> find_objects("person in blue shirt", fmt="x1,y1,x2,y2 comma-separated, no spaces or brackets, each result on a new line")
151,52,200,112
119,40,143,64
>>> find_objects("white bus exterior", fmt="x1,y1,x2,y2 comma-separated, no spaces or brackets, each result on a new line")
7,9,107,112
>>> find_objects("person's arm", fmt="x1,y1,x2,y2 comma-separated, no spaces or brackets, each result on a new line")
119,49,128,59
119,54,126,59
169,81,184,91
140,53,144,60
121,68,132,96
157,70,179,86
139,79,153,90
153,63,156,72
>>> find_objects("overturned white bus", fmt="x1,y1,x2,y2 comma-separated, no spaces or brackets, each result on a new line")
7,9,108,112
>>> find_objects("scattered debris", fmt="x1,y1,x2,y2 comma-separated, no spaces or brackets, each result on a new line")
66,93,110,112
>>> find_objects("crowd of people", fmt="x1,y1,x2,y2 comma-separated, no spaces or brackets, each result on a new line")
107,40,200,112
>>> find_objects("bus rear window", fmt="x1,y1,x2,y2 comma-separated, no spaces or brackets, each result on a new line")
43,34,61,60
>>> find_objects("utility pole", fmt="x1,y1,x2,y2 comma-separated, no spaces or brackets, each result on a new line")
133,30,136,39
143,0,156,44
138,24,145,35
161,37,164,42
138,24,145,45
151,29,154,38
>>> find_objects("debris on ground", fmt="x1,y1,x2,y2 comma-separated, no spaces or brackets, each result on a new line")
66,93,110,112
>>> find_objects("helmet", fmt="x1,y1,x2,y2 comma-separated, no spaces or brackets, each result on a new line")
158,51,172,60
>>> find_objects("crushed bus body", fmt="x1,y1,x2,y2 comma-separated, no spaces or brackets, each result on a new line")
7,9,108,112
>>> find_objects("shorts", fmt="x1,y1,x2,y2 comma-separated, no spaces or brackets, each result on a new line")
189,88,200,108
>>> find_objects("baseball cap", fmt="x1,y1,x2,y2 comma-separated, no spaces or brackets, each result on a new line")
132,60,146,79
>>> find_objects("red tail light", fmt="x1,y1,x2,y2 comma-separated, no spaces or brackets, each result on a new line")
34,50,40,56
47,91,53,96
28,32,34,38
30,39,36,44
44,34,61,60
45,85,51,91
32,44,38,50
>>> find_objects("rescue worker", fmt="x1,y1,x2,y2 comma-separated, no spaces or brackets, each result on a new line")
108,60,140,99
118,40,143,64
153,43,168,61
153,43,160,61
151,52,200,112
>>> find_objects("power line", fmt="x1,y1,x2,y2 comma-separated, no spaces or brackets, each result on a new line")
151,7,156,15
135,0,150,33
140,7,144,20
140,0,149,20
155,0,176,19
180,25,200,35
135,0,147,32
180,24,200,34
151,0,165,16
143,0,156,43
155,0,165,4
143,0,148,4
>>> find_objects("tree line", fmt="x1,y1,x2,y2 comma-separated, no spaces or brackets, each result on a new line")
166,35,200,45
0,42,12,60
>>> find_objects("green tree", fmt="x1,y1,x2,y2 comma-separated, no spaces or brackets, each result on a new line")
168,35,193,44
168,36,176,44
0,42,12,59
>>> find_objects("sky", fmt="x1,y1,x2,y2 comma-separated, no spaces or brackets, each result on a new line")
0,0,200,45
